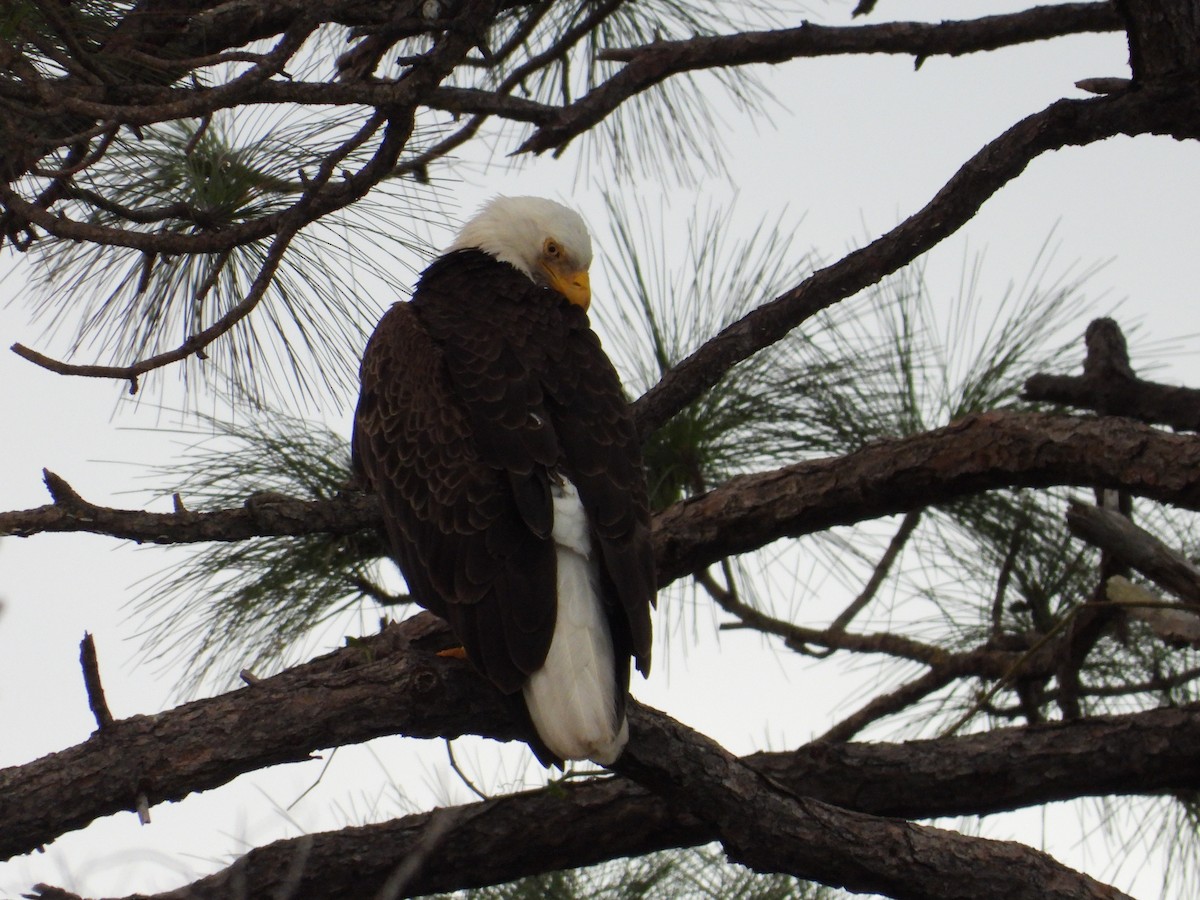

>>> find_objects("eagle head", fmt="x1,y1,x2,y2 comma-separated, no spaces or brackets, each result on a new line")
448,196,593,310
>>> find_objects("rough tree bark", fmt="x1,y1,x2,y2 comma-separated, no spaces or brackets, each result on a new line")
9,612,1192,897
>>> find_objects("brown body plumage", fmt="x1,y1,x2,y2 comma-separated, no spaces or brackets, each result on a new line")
353,205,654,765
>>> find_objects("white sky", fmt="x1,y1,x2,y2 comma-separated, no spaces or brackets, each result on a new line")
3,2,1198,896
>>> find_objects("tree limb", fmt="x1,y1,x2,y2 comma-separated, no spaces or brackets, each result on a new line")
0,613,514,863
626,87,1200,441
1024,318,1200,431
9,612,1197,894
8,412,1200,592
1067,500,1200,605
614,704,1128,900
0,469,383,544
653,410,1200,584
525,3,1123,154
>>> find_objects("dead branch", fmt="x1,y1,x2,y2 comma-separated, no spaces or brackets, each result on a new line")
1025,318,1200,431
77,633,114,732
0,469,382,544
1067,501,1200,605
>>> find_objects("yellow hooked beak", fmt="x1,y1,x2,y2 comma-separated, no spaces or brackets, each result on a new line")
543,264,591,311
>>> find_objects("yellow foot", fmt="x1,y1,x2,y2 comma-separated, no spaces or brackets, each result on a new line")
437,646,468,660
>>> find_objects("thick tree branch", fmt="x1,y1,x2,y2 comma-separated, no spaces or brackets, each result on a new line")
0,613,515,863
1116,0,1200,84
8,611,1198,894
8,413,1200,594
613,705,1127,900
653,410,1200,584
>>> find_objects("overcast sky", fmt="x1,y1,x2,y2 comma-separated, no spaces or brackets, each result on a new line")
3,2,1199,895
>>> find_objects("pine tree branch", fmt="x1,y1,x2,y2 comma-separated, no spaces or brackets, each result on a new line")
0,613,514,863
652,410,1200,584
626,87,1200,441
8,412,1200,589
10,611,1200,895
614,704,1128,900
0,469,382,543
818,668,956,743
827,509,922,633
1068,501,1200,604
1024,318,1200,431
2,4,484,256
524,3,1122,155
13,219,305,393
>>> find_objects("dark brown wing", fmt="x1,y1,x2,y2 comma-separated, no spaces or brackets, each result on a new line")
352,249,655,703
352,299,557,694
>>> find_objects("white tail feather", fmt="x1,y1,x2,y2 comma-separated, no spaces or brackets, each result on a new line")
523,480,627,764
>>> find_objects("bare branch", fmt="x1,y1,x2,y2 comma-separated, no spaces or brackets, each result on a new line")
819,668,955,743
8,611,1198,894
653,411,1200,586
828,509,922,633
628,88,1200,441
1068,501,1200,604
1025,318,1200,430
0,468,381,543
12,221,301,392
9,413,1200,594
523,3,1124,155
78,633,114,732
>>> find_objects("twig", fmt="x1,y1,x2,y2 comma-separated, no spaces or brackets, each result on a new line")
991,526,1024,636
78,633,114,731
820,667,955,743
287,749,337,810
445,741,489,801
12,222,301,392
30,126,119,178
828,509,921,634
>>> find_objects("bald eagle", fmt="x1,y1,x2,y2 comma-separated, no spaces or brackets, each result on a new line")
352,196,655,765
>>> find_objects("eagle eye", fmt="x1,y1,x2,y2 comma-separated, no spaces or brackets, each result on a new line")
543,238,561,259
